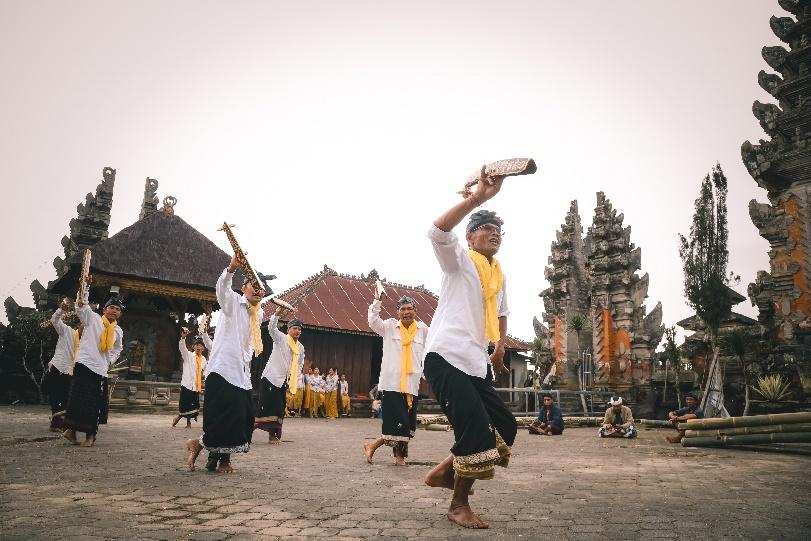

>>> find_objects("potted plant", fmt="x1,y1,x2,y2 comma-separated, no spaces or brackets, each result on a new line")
749,374,799,414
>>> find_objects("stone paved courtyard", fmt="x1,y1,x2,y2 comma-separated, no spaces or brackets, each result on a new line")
1,405,809,540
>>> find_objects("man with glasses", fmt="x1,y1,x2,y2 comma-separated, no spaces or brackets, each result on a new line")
422,169,517,529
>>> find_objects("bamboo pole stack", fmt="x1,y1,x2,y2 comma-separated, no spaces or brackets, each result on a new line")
681,412,811,448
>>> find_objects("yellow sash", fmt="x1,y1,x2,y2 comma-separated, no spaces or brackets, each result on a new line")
99,316,117,352
248,303,263,355
69,329,80,375
195,352,203,392
399,320,418,393
287,334,300,394
467,249,503,342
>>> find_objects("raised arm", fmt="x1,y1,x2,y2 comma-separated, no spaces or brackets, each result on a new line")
178,328,193,362
433,167,504,232
367,299,386,336
76,290,97,328
201,331,214,352
51,304,72,339
267,310,286,345
216,255,242,317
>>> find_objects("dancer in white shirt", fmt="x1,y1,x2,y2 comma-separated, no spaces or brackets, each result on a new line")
172,328,207,428
255,308,304,443
422,170,517,529
186,255,265,473
63,294,124,448
363,294,428,465
45,299,84,432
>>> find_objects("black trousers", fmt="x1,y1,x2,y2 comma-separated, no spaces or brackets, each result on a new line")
424,352,516,478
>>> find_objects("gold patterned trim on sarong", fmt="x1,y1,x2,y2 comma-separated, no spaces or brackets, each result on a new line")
254,415,281,423
179,408,199,416
452,447,499,480
200,440,251,454
495,430,511,468
382,435,411,444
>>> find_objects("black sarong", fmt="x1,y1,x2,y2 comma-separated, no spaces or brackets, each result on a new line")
46,366,72,430
178,386,200,420
63,363,109,436
201,372,253,454
382,391,418,441
255,379,286,433
423,352,516,479
381,391,418,458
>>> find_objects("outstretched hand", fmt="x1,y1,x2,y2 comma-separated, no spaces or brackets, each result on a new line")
228,253,241,273
470,165,505,206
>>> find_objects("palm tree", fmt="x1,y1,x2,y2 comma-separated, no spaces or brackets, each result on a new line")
662,326,682,408
568,313,589,386
720,328,755,416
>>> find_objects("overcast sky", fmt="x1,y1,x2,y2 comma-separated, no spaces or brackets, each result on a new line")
0,1,780,344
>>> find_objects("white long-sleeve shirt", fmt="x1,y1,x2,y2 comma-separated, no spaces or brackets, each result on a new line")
48,308,76,374
340,380,349,395
368,299,428,395
201,331,214,353
178,339,206,391
261,314,306,388
204,268,254,390
423,224,509,378
323,374,338,393
74,296,124,378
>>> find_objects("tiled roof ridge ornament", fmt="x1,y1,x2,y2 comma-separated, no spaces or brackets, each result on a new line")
139,178,159,220
161,195,177,215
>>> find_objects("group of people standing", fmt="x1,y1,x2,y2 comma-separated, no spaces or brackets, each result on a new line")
289,368,351,419
43,169,517,530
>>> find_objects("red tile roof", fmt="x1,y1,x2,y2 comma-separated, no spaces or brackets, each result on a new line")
263,266,530,351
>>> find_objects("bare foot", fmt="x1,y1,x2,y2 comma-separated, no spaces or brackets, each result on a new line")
172,416,181,428
447,502,488,529
394,456,406,466
216,461,234,474
80,436,95,448
62,429,78,445
362,442,375,464
186,438,203,471
268,434,280,444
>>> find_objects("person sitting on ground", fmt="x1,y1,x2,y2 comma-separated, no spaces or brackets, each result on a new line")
371,392,383,419
528,393,564,435
598,396,636,438
666,392,704,444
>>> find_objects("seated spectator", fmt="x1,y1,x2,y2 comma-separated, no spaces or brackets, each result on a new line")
598,396,637,438
666,392,704,444
371,392,383,419
528,393,564,435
